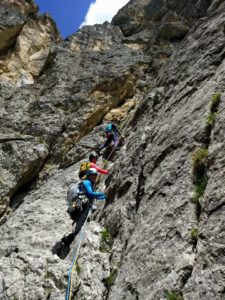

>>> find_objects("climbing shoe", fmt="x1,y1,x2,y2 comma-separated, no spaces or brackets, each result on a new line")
62,233,75,246
92,205,97,212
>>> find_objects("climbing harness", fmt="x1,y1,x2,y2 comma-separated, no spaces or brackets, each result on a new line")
65,208,92,300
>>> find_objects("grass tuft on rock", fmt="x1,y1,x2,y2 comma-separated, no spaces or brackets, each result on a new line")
210,93,221,113
44,271,52,279
192,148,208,166
103,269,118,289
206,112,216,126
192,175,208,204
192,148,208,201
206,93,221,126
190,227,198,239
76,262,81,275
166,291,183,300
100,229,112,253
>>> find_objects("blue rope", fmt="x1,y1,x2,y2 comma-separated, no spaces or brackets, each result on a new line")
65,209,92,300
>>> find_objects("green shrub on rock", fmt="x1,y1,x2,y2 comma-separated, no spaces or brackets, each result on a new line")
166,291,183,300
190,227,198,239
210,93,221,113
100,229,112,253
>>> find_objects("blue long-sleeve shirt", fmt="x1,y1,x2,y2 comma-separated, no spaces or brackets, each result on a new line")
82,179,106,200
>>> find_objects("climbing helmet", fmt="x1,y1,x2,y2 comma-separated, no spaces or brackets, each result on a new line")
86,168,98,176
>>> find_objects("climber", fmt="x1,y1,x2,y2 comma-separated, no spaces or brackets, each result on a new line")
61,168,106,248
82,168,106,200
78,154,109,179
96,123,122,155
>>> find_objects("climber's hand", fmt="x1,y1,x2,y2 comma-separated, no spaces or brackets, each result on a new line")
104,187,109,195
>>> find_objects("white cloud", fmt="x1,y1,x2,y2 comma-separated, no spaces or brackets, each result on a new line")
80,0,130,27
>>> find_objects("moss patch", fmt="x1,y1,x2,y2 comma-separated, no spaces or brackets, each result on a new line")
206,112,216,126
206,93,221,127
166,291,183,300
76,262,81,275
192,148,208,203
210,93,221,113
100,229,112,253
192,175,208,204
192,148,208,166
190,227,198,239
103,269,118,289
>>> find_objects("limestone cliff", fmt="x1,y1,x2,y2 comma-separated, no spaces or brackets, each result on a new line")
1,0,225,299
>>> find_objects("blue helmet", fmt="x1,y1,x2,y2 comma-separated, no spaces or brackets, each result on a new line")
105,124,112,133
86,168,98,177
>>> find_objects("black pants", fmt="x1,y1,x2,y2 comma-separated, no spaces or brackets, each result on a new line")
64,201,92,246
74,202,92,235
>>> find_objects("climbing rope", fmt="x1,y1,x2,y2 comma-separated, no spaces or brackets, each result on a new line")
65,208,92,300
119,107,135,133
65,106,137,299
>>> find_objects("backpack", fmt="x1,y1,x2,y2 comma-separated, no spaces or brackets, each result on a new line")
78,162,91,179
66,181,88,215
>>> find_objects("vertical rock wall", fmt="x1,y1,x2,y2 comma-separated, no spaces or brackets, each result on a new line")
0,0,225,299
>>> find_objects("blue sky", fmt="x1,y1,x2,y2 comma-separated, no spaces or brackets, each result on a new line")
35,0,130,38
35,0,93,38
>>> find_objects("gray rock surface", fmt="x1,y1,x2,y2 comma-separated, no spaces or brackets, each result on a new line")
1,0,38,16
112,0,213,36
0,4,25,52
1,0,225,299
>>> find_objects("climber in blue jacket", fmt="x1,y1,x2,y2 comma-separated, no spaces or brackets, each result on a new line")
82,168,107,200
73,168,106,234
59,169,106,251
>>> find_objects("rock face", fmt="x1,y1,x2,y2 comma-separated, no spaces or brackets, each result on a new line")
112,0,212,36
0,4,25,53
0,1,60,86
1,0,225,299
1,0,38,16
